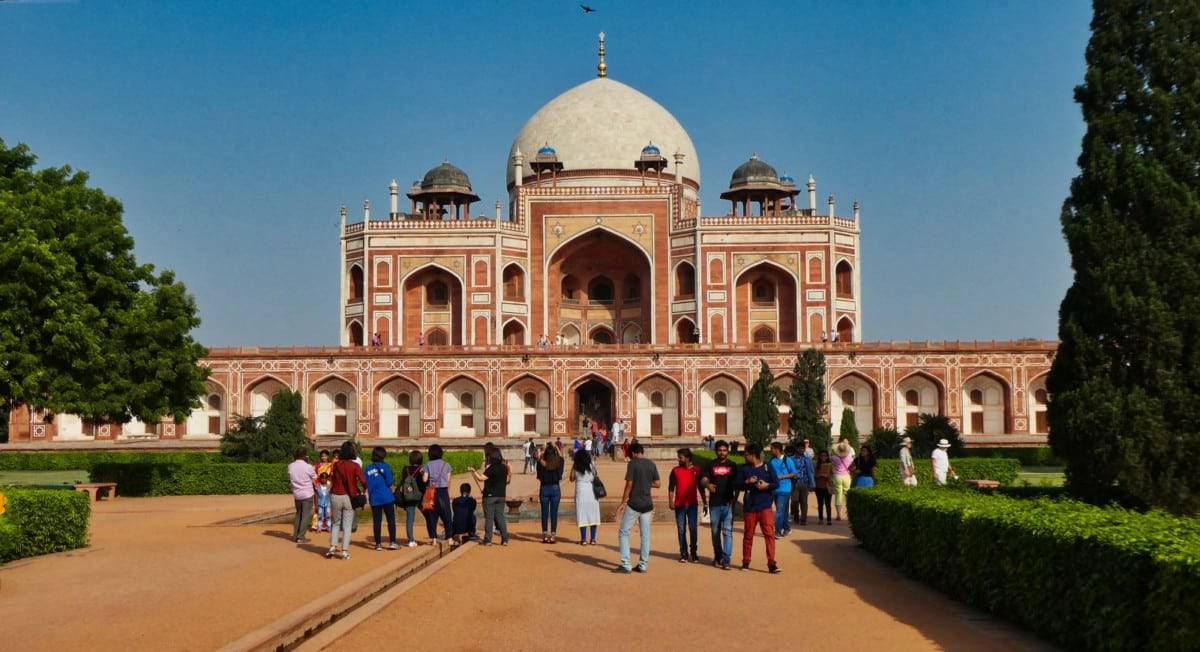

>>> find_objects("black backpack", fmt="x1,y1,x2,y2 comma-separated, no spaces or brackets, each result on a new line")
399,468,422,503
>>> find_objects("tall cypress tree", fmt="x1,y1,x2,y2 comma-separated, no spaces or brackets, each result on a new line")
787,349,831,452
743,360,780,451
1049,1,1200,514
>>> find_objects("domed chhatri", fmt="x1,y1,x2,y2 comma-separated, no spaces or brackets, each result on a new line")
507,76,701,188
420,160,473,192
720,154,800,217
537,144,557,156
408,159,480,220
729,154,780,188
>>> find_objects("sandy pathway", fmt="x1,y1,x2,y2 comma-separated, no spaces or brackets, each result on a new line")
333,516,1051,651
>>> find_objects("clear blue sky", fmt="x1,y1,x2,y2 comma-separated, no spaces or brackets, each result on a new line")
0,1,1091,347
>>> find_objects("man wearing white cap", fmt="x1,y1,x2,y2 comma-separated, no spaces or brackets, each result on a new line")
899,437,917,486
931,439,958,486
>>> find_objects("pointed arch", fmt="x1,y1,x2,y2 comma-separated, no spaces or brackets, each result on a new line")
673,316,698,344
699,373,746,438
502,318,527,345
962,370,1012,435
310,374,358,436
835,316,854,343
635,373,682,437
545,224,653,263
732,259,799,344
895,370,945,432
830,371,879,439
559,323,581,345
502,262,526,301
587,324,615,345
1027,371,1050,434
506,373,551,436
244,374,291,417
347,320,364,347
378,374,421,438
569,372,618,435
835,258,854,298
673,259,696,300
440,374,486,437
348,263,364,302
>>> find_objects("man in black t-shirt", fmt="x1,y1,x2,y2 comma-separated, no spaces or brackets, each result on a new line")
701,439,739,570
613,442,661,573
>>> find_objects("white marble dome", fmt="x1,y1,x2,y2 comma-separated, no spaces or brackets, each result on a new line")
507,77,701,188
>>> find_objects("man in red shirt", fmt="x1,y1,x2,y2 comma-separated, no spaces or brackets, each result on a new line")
668,448,705,563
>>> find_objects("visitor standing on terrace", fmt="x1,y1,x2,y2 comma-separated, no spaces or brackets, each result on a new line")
814,450,834,525
287,447,317,544
327,441,368,560
737,443,780,574
570,448,601,545
898,437,917,486
832,440,855,521
422,444,454,543
614,441,660,574
397,450,426,546
537,443,564,544
768,442,797,537
668,448,703,563
365,446,399,550
701,439,738,570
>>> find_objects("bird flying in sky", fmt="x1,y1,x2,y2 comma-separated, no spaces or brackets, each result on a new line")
580,4,596,13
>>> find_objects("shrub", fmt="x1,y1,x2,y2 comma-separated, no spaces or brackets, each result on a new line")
742,360,779,451
220,389,310,463
0,451,222,471
865,427,902,458
89,450,484,496
0,488,91,563
873,458,1019,486
961,446,1061,466
847,487,1200,650
784,350,831,453
904,414,964,458
838,407,858,449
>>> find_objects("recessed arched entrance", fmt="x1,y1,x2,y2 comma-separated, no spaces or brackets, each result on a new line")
548,229,652,345
572,376,615,436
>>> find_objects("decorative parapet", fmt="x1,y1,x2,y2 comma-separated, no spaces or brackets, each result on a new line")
343,218,526,235
698,214,858,231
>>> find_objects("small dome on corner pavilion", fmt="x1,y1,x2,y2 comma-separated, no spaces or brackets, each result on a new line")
537,144,557,156
729,153,780,188
420,160,473,192
641,142,661,156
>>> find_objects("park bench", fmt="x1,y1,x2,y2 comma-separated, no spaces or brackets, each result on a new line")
964,479,1000,490
74,482,118,502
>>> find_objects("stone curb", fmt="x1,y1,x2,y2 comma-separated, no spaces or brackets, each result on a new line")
219,542,452,652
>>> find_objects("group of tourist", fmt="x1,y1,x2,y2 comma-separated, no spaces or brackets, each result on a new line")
284,433,962,566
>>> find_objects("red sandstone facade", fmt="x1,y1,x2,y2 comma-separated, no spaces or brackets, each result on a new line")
3,49,1057,448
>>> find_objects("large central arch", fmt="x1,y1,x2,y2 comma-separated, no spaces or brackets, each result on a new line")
732,260,798,343
546,228,654,344
569,374,617,437
401,264,465,346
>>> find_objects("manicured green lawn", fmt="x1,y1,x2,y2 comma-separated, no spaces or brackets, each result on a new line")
1016,466,1065,487
0,469,88,487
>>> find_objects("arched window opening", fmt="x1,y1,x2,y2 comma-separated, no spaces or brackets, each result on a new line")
590,328,614,345
905,389,920,406
1034,389,1048,404
502,320,525,345
836,318,854,343
676,318,698,344
624,274,641,301
587,276,614,303
651,391,664,408
460,392,474,408
207,394,222,410
334,393,348,410
970,389,984,405
427,281,449,306
349,322,364,347
397,393,411,409
752,280,775,304
349,265,364,302
503,265,524,301
752,325,775,343
561,275,579,302
523,392,537,409
675,262,695,299
425,328,448,346
714,391,727,407
836,261,853,298
840,389,855,406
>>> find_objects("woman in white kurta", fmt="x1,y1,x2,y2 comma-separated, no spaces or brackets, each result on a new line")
570,449,601,545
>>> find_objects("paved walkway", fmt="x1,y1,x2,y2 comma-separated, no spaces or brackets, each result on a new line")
0,494,437,651
333,518,1051,652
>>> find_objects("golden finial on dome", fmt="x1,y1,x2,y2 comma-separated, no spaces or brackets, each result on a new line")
597,32,607,78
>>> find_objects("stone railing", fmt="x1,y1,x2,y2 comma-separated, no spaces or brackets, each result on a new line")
698,214,858,229
343,218,527,234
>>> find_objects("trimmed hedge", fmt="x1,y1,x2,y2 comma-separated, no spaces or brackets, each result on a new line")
874,458,1020,486
962,446,1061,466
0,488,91,563
90,451,484,497
0,451,221,471
691,451,1019,486
847,487,1200,650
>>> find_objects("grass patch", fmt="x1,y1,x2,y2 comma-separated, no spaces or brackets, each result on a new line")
0,470,89,487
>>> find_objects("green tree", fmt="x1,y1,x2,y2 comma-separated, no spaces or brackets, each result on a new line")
786,349,832,452
838,407,859,450
220,389,311,462
1048,1,1200,514
905,414,964,459
0,139,208,425
743,360,779,451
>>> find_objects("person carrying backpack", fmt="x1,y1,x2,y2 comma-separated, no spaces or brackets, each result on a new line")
396,450,427,547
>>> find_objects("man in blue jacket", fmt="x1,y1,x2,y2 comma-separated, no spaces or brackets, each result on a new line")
736,443,780,574
787,444,816,526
